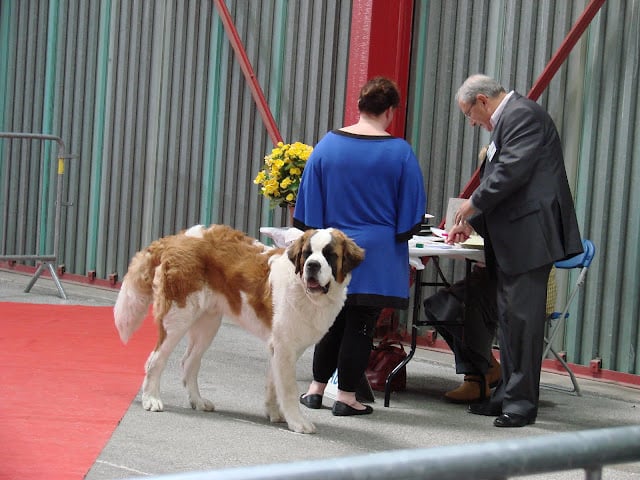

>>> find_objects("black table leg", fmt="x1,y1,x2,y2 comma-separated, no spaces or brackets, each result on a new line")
384,267,422,407
383,257,479,407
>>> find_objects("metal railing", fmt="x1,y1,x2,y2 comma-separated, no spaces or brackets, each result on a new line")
129,425,640,480
0,132,73,299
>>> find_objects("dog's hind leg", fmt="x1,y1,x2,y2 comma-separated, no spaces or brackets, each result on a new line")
182,312,222,411
142,319,188,412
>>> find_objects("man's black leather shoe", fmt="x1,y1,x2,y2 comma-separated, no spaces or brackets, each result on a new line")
468,401,501,416
493,412,535,428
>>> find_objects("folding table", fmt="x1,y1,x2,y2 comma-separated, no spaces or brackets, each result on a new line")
383,237,484,407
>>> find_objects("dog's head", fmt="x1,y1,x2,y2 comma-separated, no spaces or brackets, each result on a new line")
287,228,365,295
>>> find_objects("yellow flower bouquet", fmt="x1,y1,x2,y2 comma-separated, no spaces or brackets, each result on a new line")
254,141,313,208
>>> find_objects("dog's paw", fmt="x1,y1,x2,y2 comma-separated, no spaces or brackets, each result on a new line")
265,402,285,423
142,394,164,412
267,410,285,423
287,417,316,434
190,397,215,412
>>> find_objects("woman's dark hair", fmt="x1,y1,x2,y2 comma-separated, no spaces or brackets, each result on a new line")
357,77,400,115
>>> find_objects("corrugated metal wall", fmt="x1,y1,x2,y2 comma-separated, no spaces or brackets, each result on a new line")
0,0,351,280
1,0,638,375
406,0,640,375
572,0,640,375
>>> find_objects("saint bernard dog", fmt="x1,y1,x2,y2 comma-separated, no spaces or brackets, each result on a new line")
114,224,364,434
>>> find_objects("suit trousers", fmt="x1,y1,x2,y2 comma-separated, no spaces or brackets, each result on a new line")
491,262,552,419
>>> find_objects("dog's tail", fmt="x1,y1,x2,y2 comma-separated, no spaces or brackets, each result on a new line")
114,248,156,344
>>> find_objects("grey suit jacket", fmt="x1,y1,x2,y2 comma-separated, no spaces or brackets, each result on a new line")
469,93,583,276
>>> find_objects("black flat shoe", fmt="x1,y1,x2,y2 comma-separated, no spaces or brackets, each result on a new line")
493,412,535,428
299,394,323,409
332,401,373,416
468,401,502,417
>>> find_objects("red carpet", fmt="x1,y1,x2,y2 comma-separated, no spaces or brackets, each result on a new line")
0,302,155,480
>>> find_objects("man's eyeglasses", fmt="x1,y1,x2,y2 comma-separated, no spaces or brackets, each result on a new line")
463,101,476,118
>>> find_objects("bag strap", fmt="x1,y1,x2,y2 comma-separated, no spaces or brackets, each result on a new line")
374,333,406,351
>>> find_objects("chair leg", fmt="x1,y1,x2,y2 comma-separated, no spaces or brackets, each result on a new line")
541,346,582,396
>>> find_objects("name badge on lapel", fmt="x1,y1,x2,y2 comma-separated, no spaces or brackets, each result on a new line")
487,141,497,162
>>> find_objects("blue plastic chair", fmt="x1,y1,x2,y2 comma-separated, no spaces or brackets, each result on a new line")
542,239,596,395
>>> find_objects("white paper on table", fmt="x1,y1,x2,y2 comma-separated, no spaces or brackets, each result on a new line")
460,235,484,249
259,227,304,248
410,235,448,246
430,227,448,239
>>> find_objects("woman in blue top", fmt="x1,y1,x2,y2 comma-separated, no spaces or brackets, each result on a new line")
295,77,427,416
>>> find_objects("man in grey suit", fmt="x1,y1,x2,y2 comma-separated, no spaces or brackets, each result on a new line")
447,74,583,427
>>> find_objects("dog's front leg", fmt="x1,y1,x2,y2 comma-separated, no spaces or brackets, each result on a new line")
264,353,284,424
269,341,316,434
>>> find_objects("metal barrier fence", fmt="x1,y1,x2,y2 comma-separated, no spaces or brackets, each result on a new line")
131,425,640,480
0,132,73,299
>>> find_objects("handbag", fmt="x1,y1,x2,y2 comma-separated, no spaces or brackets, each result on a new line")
365,334,407,392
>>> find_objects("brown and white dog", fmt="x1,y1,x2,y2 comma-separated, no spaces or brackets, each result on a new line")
114,224,364,433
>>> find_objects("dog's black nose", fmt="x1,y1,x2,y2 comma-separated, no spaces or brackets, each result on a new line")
305,260,321,274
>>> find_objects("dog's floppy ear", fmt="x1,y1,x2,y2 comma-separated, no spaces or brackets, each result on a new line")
287,230,312,274
338,232,365,274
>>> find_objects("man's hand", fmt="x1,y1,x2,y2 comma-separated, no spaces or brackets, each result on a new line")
453,199,478,225
446,221,473,245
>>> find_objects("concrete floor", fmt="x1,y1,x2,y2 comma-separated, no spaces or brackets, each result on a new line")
2,268,639,479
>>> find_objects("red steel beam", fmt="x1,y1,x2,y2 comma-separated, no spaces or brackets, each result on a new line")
528,0,607,101
456,0,606,201
345,0,414,137
213,0,283,145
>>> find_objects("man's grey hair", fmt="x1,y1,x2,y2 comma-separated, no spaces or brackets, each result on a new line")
455,74,506,104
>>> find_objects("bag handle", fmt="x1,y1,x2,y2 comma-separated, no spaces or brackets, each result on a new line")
374,333,406,352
